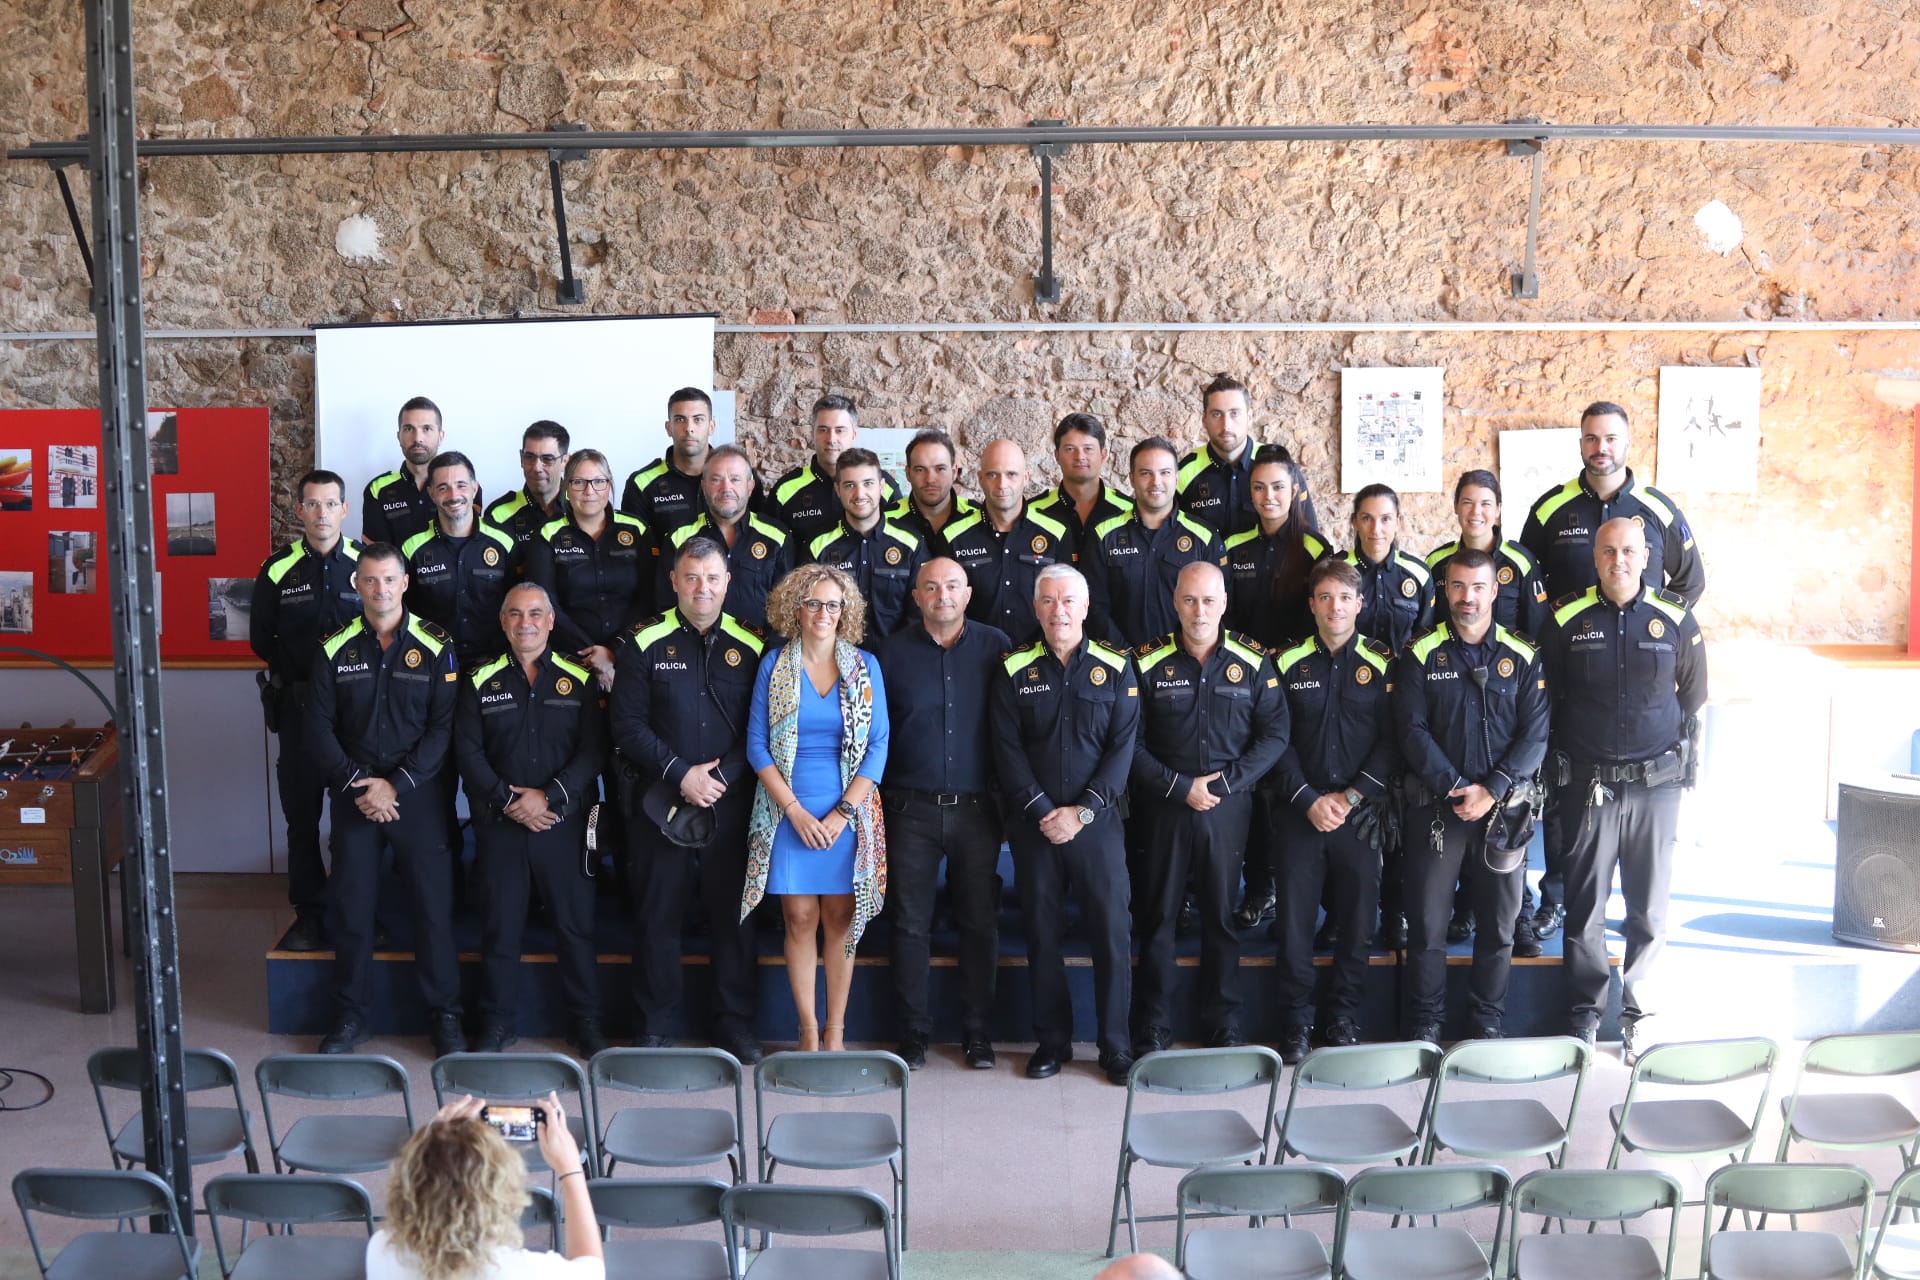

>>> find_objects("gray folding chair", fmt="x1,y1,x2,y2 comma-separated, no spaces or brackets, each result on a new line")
1777,1032,1920,1171
1606,1037,1779,1175
1701,1161,1874,1280
720,1184,899,1280
1105,1046,1284,1256
1276,1040,1444,1168
591,1047,747,1180
591,1177,732,1280
88,1045,260,1175
13,1167,200,1280
754,1051,909,1250
1868,1164,1920,1279
1422,1037,1591,1171
1174,1162,1343,1279
203,1172,374,1280
1331,1163,1509,1280
523,1185,562,1252
1504,1168,1684,1280
254,1053,415,1174
431,1051,597,1176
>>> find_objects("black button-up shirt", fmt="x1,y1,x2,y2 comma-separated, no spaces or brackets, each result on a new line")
524,511,653,651
874,620,1013,795
455,647,607,820
250,536,365,685
658,512,794,635
1542,585,1708,765
402,522,520,667
1130,630,1289,801
771,458,903,548
305,611,458,799
1394,622,1550,800
620,454,706,540
361,464,436,549
1086,511,1228,647
483,487,568,553
990,635,1140,820
609,609,764,793
1178,444,1323,538
942,502,1070,646
1424,538,1550,639
804,518,927,638
1343,545,1436,655
1224,524,1330,651
1030,482,1133,566
1269,632,1399,813
886,493,982,558
1518,467,1707,605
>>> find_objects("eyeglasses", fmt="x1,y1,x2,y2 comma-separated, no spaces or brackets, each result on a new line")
800,599,844,614
298,499,344,513
566,476,612,491
521,451,565,466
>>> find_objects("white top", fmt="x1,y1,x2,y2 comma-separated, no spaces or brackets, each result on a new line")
367,1230,605,1280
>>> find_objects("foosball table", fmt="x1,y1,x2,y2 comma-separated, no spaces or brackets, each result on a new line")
0,724,124,1012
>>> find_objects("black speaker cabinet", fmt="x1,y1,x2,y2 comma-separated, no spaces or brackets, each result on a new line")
1835,779,1920,953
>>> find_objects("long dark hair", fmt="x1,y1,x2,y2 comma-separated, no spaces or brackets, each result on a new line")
1250,445,1317,646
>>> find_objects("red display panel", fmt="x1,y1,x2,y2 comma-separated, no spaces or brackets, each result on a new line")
0,407,270,663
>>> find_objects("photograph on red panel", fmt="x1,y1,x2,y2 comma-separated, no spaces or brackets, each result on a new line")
0,449,31,511
48,532,96,594
47,445,97,509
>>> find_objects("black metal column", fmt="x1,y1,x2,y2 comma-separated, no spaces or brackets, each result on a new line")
84,0,191,1232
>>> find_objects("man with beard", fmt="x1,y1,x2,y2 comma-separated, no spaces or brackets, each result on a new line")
404,451,518,667
886,429,981,555
1031,412,1133,565
622,387,721,538
658,444,792,633
485,421,570,552
362,395,444,548
803,448,927,636
1086,436,1225,647
771,394,902,545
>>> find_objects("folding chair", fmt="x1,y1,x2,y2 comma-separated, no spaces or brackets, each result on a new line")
203,1172,374,1280
1422,1037,1591,1171
431,1051,597,1176
1332,1163,1509,1280
88,1045,260,1175
1275,1040,1443,1168
523,1185,562,1252
754,1051,909,1250
1174,1162,1343,1279
1868,1164,1920,1279
1777,1032,1920,1171
1700,1162,1874,1280
254,1053,415,1174
1105,1046,1283,1256
1504,1168,1684,1280
13,1167,200,1280
719,1184,899,1280
1606,1037,1779,1174
591,1047,747,1180
590,1177,732,1280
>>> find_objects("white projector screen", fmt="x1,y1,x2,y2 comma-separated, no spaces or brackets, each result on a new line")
313,314,716,521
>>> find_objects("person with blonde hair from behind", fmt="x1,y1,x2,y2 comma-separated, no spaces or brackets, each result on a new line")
367,1092,602,1279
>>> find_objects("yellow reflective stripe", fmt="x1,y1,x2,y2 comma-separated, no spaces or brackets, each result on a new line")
633,610,681,651
552,654,592,683
1495,625,1537,662
1644,588,1686,625
264,542,304,584
321,617,365,659
1410,625,1451,664
1135,639,1178,669
1552,588,1601,629
1222,634,1264,668
720,614,765,655
405,615,446,656
1087,640,1127,671
1531,479,1582,525
1275,638,1317,672
1026,506,1067,539
1003,642,1046,675
470,654,510,687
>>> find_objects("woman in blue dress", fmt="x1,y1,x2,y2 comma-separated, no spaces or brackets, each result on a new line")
742,563,890,1050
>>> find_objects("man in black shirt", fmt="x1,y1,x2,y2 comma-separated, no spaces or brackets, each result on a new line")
252,469,364,951
1178,372,1321,538
305,543,463,1057
803,448,927,637
875,558,1011,1071
658,445,793,633
770,394,902,545
1086,436,1226,647
403,451,518,668
621,387,716,538
942,439,1068,645
1031,412,1133,565
887,429,981,555
485,420,570,552
362,394,443,548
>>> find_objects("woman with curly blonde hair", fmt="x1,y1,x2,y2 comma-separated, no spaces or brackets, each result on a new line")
742,562,890,1050
368,1093,602,1279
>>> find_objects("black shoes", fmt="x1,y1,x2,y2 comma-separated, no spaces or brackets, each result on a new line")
963,1036,996,1070
1100,1051,1136,1086
318,1017,371,1055
428,1011,466,1058
1135,1026,1172,1057
898,1035,929,1071
1233,886,1277,930
472,1020,518,1054
1446,906,1475,944
1512,913,1543,959
1321,1017,1359,1048
1532,902,1566,939
1206,1026,1244,1048
281,914,326,953
1313,919,1341,951
1280,1026,1312,1066
1464,1023,1504,1041
1375,913,1409,949
716,1029,763,1065
634,1033,673,1049
1025,1044,1071,1079
571,1019,610,1059
1408,1020,1443,1045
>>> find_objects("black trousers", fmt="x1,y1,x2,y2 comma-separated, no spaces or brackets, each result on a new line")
627,789,756,1039
476,815,599,1026
326,777,459,1021
1536,788,1569,912
1241,797,1276,898
885,790,1001,1039
1272,799,1380,1030
1010,810,1131,1058
1133,793,1252,1036
1402,804,1523,1031
1563,777,1682,1025
274,690,329,918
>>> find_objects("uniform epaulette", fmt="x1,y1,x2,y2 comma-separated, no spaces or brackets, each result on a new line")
1093,512,1131,541
1224,527,1260,552
1501,540,1536,575
551,654,592,684
1174,511,1214,543
773,465,814,505
720,614,767,654
1086,639,1129,671
943,509,985,542
884,497,912,521
400,528,435,560
1176,452,1210,491
807,527,839,560
263,540,305,582
1025,504,1068,540
1530,478,1583,525
1494,625,1538,662
1002,640,1047,675
341,538,363,561
1646,586,1688,624
612,511,648,533
1551,587,1602,628
1635,483,1679,528
321,616,367,658
485,490,528,522
1393,550,1432,582
1425,540,1460,569
1303,530,1329,559
631,610,681,652
1222,631,1265,669
1135,636,1179,667
1108,490,1136,513
1356,635,1393,672
538,515,570,541
881,521,921,550
367,469,405,497
405,614,451,655
627,458,668,491
1409,624,1453,663
470,654,510,687
1275,638,1318,672
480,521,515,552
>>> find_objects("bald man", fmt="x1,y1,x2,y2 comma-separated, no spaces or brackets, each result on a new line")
939,439,1069,645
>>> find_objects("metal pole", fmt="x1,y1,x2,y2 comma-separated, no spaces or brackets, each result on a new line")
83,0,191,1233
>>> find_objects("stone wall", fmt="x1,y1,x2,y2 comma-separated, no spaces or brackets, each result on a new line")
3,0,1918,640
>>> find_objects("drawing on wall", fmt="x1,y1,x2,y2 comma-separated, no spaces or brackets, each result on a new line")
1657,365,1761,493
208,578,252,642
165,492,217,556
0,448,32,512
146,411,180,475
48,531,97,595
1340,367,1444,493
1498,428,1583,511
47,445,98,509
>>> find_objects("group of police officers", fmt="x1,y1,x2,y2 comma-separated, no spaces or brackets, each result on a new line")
253,374,1706,1083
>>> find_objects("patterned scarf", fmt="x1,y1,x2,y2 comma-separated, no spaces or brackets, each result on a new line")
740,638,887,955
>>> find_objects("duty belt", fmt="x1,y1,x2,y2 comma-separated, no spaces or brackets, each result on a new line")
1578,749,1682,785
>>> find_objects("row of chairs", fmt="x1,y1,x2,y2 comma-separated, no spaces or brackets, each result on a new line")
13,1167,899,1280
1170,1158,1920,1280
1111,1032,1920,1255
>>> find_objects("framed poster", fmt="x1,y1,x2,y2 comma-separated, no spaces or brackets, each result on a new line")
1658,365,1762,493
1340,367,1444,493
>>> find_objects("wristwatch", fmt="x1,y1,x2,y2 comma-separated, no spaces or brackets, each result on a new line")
1343,788,1364,807
1076,805,1097,826
834,799,858,820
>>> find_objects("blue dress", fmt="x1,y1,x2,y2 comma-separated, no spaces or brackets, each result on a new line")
747,648,890,895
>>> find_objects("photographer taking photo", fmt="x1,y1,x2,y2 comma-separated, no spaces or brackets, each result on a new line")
368,1092,603,1279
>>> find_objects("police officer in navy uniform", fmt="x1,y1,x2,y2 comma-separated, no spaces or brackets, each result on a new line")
306,543,464,1057
252,468,364,952
456,582,610,1057
1177,373,1320,539
769,394,902,546
485,421,570,552
620,387,717,539
1086,436,1227,647
1031,413,1133,565
991,565,1141,1085
1130,562,1288,1053
886,428,981,556
611,537,767,1063
1542,517,1707,1062
403,451,518,668
941,439,1068,646
361,395,444,549
802,448,927,637
1393,548,1550,1042
524,448,652,690
1341,484,1434,656
1268,558,1398,1062
657,444,792,634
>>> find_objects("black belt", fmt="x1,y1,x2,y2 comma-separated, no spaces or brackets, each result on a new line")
888,786,987,807
1577,752,1678,785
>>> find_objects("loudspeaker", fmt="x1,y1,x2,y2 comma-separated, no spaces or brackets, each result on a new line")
1834,781,1920,953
